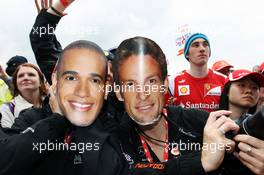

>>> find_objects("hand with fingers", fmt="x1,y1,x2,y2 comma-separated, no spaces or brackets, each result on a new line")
167,96,176,105
35,0,53,13
0,65,9,81
35,0,75,16
233,135,264,175
48,85,63,115
201,110,239,172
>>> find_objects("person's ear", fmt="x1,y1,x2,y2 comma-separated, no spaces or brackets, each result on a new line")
51,72,57,94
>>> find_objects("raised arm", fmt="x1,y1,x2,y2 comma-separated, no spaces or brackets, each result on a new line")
29,0,74,84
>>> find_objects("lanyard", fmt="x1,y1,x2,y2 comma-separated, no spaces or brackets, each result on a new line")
64,130,72,144
139,109,169,163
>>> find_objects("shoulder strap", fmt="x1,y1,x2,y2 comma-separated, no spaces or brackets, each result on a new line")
7,102,15,116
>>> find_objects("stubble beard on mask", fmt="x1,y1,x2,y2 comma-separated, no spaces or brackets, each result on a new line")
129,113,162,126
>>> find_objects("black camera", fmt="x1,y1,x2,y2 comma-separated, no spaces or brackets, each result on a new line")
226,107,264,140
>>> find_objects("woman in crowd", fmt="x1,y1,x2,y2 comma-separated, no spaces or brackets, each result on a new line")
219,69,264,175
0,63,47,128
219,69,263,119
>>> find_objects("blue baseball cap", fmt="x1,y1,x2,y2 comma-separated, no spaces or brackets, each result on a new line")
184,33,210,61
6,55,28,76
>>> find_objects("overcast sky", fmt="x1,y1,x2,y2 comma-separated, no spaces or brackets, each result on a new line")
0,0,263,76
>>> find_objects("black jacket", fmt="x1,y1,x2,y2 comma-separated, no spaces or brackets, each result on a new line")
30,9,125,123
28,9,254,175
11,97,52,132
0,105,128,175
118,106,207,175
0,113,69,175
118,106,254,175
29,9,62,85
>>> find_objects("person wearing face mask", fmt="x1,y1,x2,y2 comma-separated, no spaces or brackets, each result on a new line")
112,36,240,174
0,40,129,175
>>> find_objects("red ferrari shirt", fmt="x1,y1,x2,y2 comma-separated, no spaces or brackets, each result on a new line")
173,69,226,112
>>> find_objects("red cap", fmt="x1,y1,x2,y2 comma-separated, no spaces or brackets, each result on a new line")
259,62,264,73
225,69,264,87
212,60,233,71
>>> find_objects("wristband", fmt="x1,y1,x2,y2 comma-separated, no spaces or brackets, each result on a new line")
50,6,63,16
60,0,69,7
